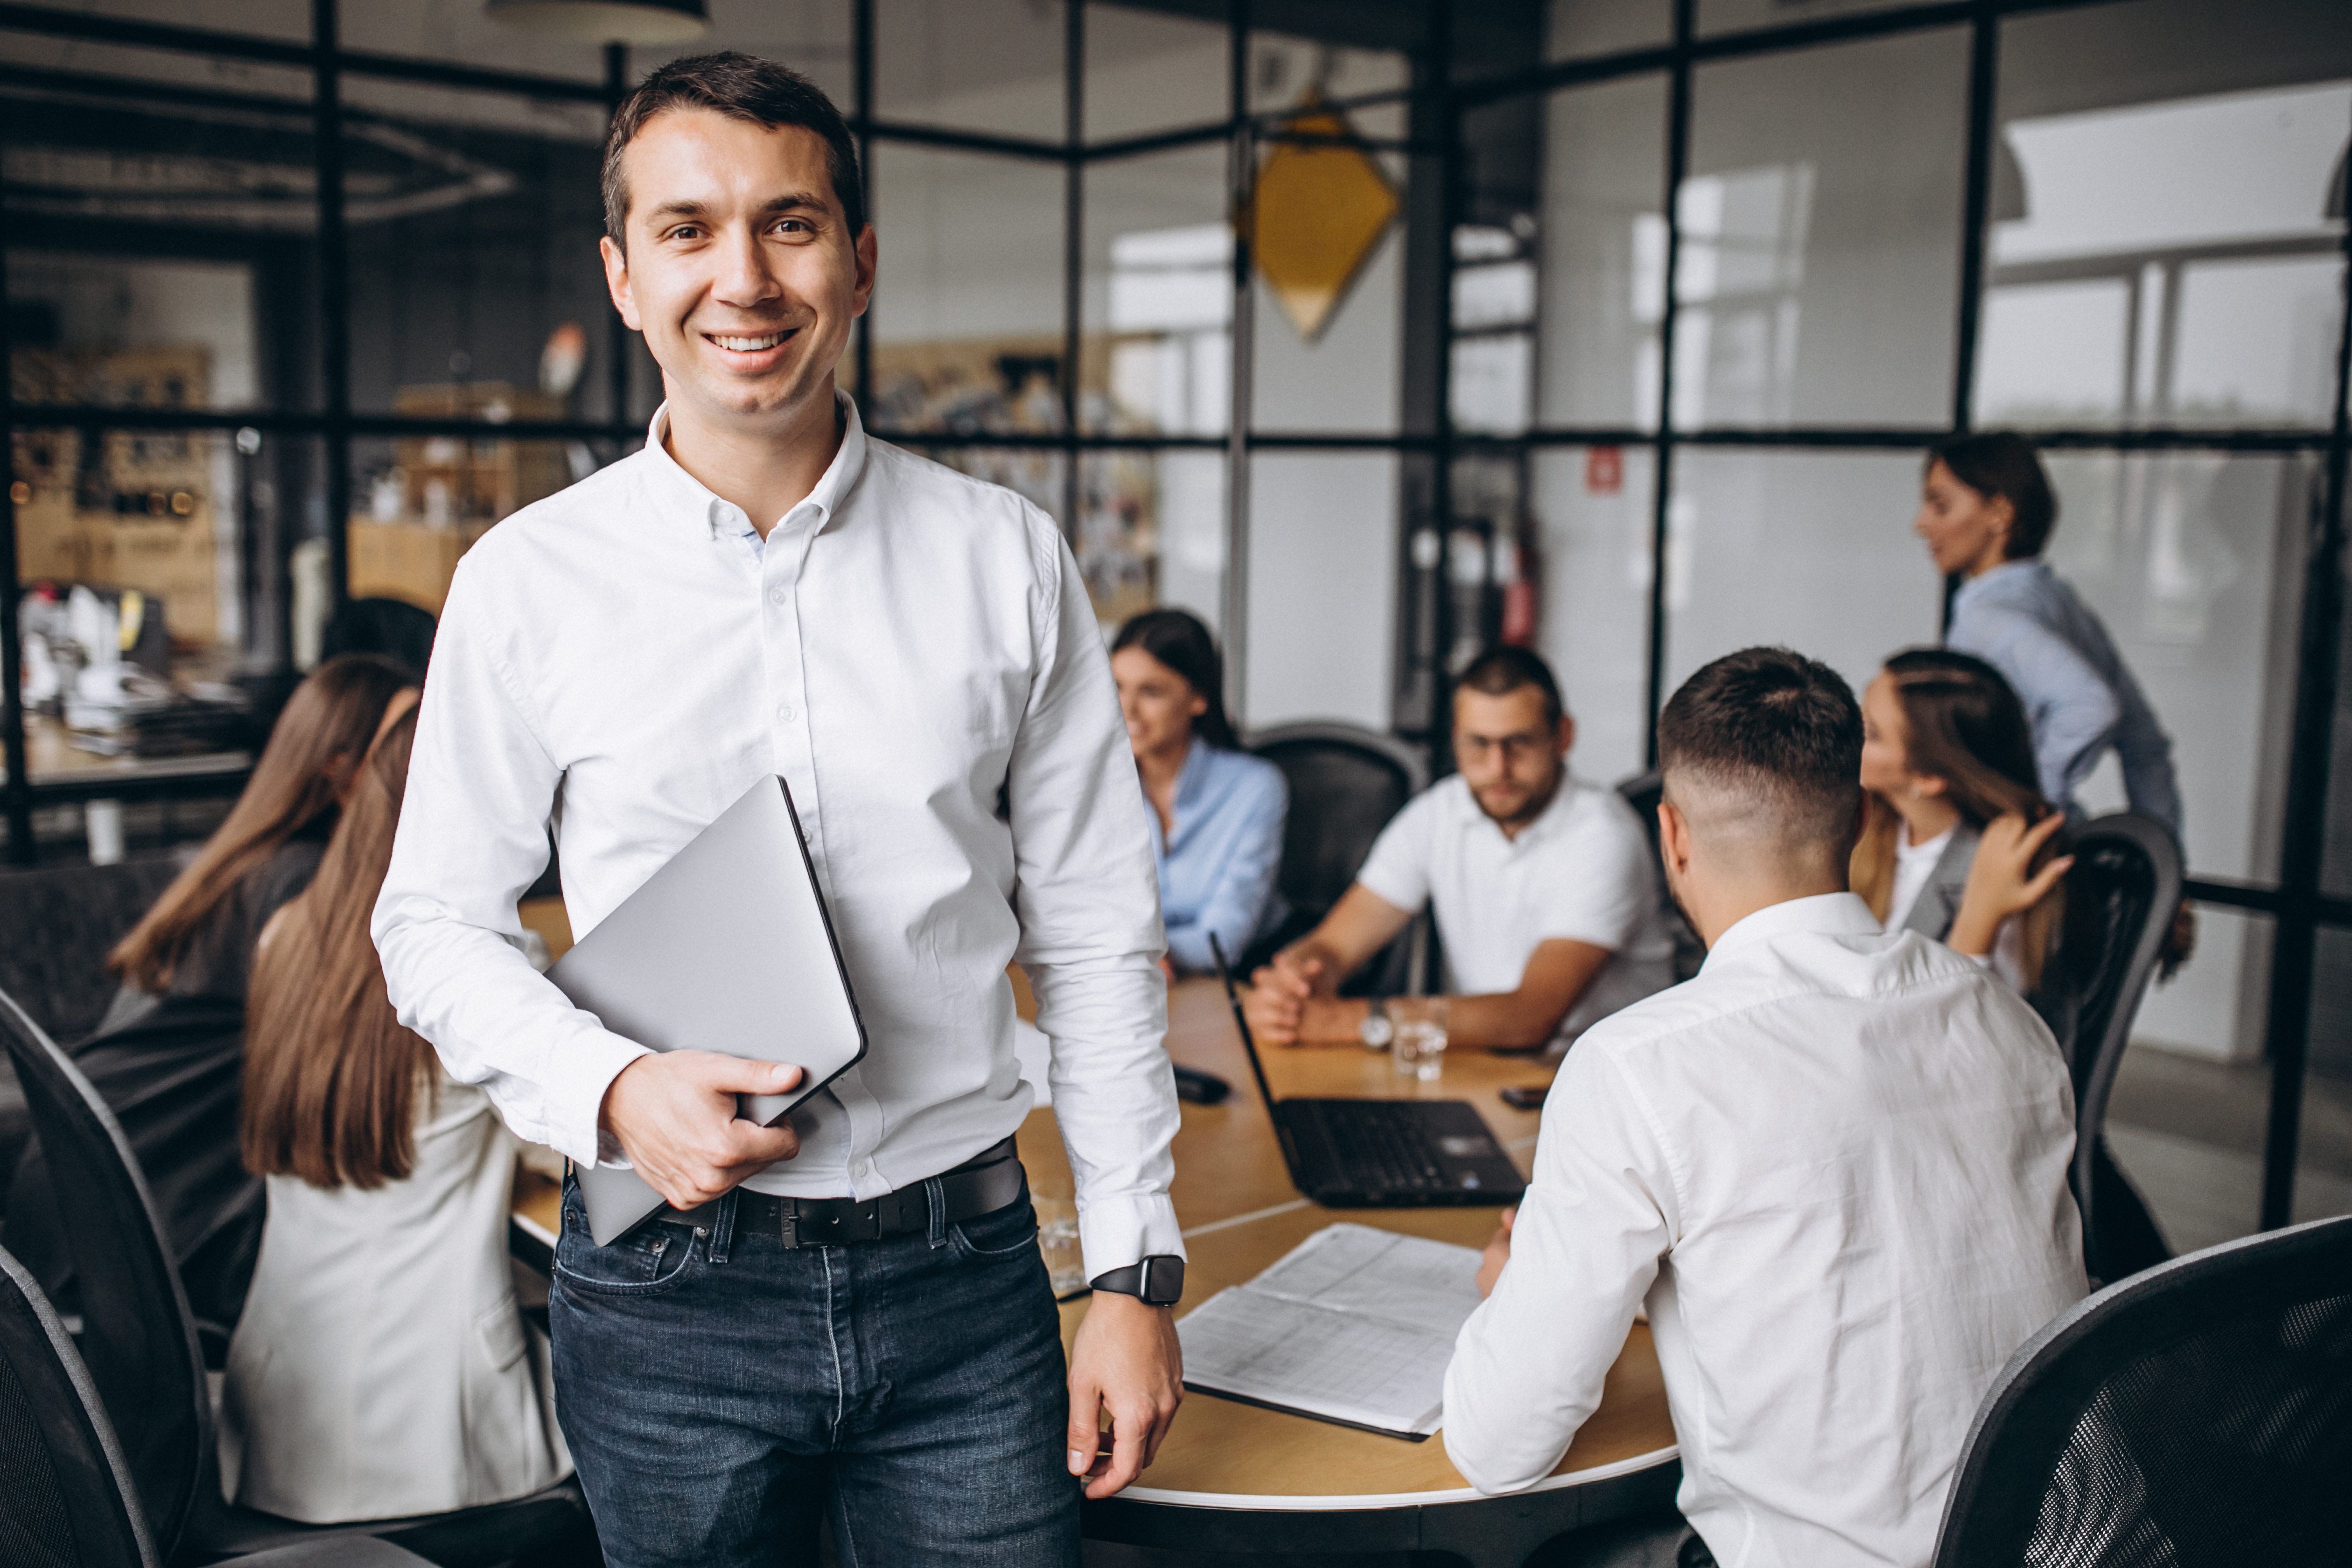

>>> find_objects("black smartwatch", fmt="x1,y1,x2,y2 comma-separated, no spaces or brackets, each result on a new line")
1089,1254,1185,1306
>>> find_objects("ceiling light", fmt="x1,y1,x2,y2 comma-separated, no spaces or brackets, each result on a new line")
483,0,709,44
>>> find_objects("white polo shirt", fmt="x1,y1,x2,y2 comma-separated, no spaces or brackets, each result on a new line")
1355,772,1677,1046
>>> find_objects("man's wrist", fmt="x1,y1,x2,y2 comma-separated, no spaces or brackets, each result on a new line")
1299,996,1369,1044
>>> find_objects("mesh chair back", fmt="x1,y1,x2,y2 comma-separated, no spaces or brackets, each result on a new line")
1247,724,1428,913
0,988,207,1561
0,1246,156,1568
2031,813,2181,1282
0,859,180,1045
1248,724,1430,994
1932,1214,2352,1568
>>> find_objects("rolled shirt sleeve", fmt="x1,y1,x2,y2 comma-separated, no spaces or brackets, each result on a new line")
372,561,651,1168
1008,526,1185,1280
1443,1046,1674,1494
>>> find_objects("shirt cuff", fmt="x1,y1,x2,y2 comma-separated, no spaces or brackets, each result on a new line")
545,1028,656,1169
1076,1191,1185,1284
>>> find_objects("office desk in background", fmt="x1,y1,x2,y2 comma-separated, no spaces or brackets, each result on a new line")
508,909,1680,1567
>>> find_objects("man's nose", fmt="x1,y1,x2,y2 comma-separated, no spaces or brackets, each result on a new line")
712,226,782,308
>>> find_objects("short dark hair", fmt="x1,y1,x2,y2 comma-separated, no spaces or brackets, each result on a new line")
1927,432,2057,559
602,52,866,248
1658,646,1862,853
1112,608,1239,750
1454,645,1564,728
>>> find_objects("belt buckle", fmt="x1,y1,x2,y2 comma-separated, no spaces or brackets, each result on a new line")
789,1203,883,1248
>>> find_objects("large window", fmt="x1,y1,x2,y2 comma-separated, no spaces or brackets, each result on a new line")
4,0,2347,1235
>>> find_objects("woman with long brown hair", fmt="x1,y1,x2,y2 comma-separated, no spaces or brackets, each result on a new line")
1853,648,2072,993
0,652,413,1341
105,651,416,1023
223,697,567,1523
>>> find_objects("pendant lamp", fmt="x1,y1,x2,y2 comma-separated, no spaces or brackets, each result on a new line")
483,0,709,44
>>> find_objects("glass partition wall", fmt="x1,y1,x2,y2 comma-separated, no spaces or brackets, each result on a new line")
3,0,2346,1236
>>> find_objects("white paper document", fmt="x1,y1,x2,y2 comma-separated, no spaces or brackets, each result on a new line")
1175,1223,1485,1439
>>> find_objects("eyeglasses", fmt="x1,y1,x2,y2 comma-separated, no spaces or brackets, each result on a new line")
1456,731,1553,764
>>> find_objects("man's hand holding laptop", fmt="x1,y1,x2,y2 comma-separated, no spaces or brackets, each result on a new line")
599,1051,806,1209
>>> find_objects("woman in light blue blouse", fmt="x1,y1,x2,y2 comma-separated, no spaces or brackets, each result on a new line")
1111,609,1288,978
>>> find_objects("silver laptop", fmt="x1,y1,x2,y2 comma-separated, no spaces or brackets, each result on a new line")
547,776,867,1244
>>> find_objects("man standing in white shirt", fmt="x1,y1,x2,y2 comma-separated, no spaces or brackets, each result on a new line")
1244,646,1675,1055
1443,645,2085,1568
373,54,1182,1567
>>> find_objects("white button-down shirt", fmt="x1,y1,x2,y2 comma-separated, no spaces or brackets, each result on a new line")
1443,893,2084,1568
1355,773,1677,1045
373,396,1182,1277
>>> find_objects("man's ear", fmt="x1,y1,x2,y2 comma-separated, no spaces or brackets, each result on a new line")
851,222,878,317
600,235,642,331
1555,713,1577,759
1657,798,1691,876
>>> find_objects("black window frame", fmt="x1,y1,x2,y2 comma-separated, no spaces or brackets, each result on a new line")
0,0,2344,1229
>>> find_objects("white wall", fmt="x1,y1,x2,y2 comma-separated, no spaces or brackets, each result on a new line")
1532,447,1655,786
1245,453,1398,732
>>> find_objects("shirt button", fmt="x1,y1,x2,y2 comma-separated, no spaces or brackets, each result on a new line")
778,704,798,723
767,587,787,606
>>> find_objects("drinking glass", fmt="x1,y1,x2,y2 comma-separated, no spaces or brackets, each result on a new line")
1391,996,1450,1081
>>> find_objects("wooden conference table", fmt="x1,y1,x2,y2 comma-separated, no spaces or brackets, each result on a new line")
511,945,1680,1565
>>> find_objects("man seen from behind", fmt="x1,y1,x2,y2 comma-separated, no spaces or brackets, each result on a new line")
1443,645,2085,1568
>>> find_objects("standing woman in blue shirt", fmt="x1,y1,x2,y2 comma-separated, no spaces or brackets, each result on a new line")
1111,609,1289,978
1914,432,2185,841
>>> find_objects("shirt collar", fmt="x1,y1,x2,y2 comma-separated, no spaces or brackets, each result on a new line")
1454,769,1579,847
1952,557,2043,610
638,389,871,545
1703,891,1882,969
1172,737,1212,811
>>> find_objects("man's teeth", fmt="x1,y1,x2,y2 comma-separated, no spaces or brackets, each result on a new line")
712,332,787,351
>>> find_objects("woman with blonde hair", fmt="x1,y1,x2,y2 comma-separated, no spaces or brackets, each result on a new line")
224,695,567,1522
1853,648,2072,994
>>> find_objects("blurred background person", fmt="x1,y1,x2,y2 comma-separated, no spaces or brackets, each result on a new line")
0,652,414,1342
1112,608,1288,979
1244,647,1674,1055
226,695,567,1522
1914,432,2182,839
1853,649,2073,995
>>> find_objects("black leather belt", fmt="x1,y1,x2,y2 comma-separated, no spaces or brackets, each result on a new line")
660,1136,1025,1249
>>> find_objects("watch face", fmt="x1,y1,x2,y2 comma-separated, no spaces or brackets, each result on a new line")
1360,1012,1394,1048
1143,1255,1185,1305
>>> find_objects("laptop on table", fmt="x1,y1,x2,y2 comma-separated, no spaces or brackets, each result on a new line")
1208,936,1525,1208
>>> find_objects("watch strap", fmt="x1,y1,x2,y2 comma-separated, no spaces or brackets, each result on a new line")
1090,1254,1185,1306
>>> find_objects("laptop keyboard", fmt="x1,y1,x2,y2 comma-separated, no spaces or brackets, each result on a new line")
1321,1102,1449,1192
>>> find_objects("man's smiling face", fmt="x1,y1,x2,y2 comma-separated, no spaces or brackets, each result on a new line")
600,108,875,435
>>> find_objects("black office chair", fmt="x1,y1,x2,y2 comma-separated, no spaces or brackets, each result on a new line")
0,857,183,1046
0,1245,435,1568
4,995,261,1367
0,986,593,1567
0,855,186,1214
1246,721,1433,995
1930,1213,2352,1568
2031,812,2181,1286
1611,770,1705,984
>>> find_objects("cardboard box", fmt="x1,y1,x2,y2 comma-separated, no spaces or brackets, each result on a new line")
347,519,493,616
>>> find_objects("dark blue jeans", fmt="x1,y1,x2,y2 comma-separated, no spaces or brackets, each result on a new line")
551,1172,1079,1568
